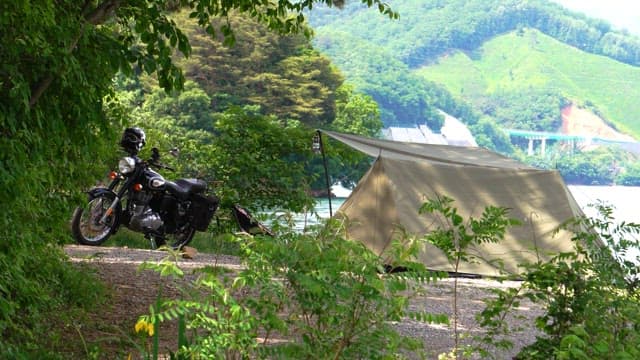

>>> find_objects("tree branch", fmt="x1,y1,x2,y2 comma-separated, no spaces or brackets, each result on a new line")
84,0,121,25
29,0,121,107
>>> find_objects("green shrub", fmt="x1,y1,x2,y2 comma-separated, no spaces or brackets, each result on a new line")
477,204,640,359
139,217,446,359
0,242,107,359
419,195,518,359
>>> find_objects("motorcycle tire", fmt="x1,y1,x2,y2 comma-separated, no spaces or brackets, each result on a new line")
172,226,196,250
154,226,196,250
71,194,120,246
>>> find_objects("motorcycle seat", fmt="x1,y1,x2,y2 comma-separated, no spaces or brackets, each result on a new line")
166,179,207,199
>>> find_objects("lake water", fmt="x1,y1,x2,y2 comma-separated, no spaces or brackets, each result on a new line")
566,185,640,224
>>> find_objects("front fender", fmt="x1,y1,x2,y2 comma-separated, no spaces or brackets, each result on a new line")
87,187,117,200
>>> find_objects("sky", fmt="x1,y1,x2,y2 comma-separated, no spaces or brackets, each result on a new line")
553,0,640,35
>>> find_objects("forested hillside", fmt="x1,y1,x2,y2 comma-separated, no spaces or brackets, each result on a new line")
309,0,640,140
170,10,343,128
417,28,640,136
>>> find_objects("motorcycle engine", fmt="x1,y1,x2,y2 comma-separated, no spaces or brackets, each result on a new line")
128,192,164,232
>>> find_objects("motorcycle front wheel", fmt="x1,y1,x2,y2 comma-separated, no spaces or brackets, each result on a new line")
71,195,119,246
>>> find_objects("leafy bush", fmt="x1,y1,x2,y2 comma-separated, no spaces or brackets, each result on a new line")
0,243,107,358
477,204,640,359
139,218,446,359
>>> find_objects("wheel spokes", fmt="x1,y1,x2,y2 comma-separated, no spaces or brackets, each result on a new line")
80,198,114,241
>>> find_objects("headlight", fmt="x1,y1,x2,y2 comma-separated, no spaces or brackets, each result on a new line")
118,157,136,174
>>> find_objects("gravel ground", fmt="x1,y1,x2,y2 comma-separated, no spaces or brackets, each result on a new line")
64,244,544,359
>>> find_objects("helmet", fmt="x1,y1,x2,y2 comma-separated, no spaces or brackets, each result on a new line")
120,127,146,154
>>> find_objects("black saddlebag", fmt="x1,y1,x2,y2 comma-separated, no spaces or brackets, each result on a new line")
191,194,219,231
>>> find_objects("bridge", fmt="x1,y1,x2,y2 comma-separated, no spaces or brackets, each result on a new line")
504,129,640,155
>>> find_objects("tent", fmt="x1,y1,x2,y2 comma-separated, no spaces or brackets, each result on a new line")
322,130,588,277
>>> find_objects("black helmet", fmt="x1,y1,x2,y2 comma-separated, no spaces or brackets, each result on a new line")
120,127,146,154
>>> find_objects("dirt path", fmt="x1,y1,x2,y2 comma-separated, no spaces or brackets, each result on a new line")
64,244,543,359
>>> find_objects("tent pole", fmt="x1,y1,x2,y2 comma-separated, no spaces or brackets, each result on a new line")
317,130,333,217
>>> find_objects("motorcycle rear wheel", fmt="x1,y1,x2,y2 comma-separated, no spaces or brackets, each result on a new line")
71,196,119,246
153,226,196,250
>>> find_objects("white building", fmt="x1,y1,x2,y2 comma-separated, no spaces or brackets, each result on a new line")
382,110,477,146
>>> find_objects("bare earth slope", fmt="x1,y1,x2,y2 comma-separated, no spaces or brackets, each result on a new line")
561,104,636,141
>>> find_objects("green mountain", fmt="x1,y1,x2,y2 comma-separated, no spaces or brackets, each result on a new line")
416,28,640,136
308,0,640,141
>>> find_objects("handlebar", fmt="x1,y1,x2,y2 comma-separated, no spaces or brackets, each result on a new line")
149,161,175,172
148,147,175,171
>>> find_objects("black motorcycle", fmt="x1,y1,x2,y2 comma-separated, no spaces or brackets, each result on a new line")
71,127,219,249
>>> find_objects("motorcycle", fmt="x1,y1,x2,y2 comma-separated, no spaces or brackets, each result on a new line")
71,127,219,249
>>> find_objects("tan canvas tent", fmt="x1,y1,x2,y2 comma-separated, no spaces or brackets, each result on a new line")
322,130,587,277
